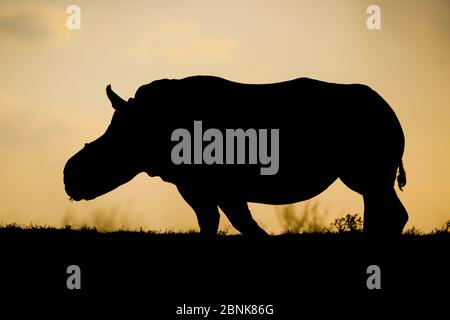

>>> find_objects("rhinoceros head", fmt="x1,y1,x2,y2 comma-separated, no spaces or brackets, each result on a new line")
64,85,147,201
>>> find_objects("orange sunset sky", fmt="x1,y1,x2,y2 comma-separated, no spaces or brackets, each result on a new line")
0,0,449,233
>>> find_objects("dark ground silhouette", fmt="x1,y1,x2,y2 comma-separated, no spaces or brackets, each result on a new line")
1,226,448,317
64,76,408,237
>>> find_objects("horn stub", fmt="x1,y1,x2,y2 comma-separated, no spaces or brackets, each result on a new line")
106,84,126,110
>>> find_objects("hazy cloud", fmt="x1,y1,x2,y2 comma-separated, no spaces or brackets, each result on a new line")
130,21,238,63
0,3,65,43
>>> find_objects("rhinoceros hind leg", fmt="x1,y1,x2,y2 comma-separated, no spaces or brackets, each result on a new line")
340,171,408,236
362,188,408,235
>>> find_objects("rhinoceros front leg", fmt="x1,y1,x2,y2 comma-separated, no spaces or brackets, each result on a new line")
177,184,220,236
218,200,268,236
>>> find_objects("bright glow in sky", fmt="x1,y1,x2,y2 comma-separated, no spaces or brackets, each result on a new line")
0,0,449,233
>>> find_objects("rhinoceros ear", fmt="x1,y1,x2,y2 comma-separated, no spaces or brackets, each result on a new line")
106,84,126,110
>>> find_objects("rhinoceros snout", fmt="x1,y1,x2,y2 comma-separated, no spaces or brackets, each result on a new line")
63,157,85,201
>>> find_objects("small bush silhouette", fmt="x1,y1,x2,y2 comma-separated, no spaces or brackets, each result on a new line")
431,220,450,234
277,202,327,233
61,206,138,232
444,220,450,232
404,226,423,235
218,224,232,236
332,213,363,232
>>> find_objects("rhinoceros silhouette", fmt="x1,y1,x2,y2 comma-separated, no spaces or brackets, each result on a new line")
64,76,408,236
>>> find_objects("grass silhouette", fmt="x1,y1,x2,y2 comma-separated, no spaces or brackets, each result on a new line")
1,216,448,312
1,217,448,236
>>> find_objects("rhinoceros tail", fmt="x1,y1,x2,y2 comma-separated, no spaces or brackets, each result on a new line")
397,160,407,191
